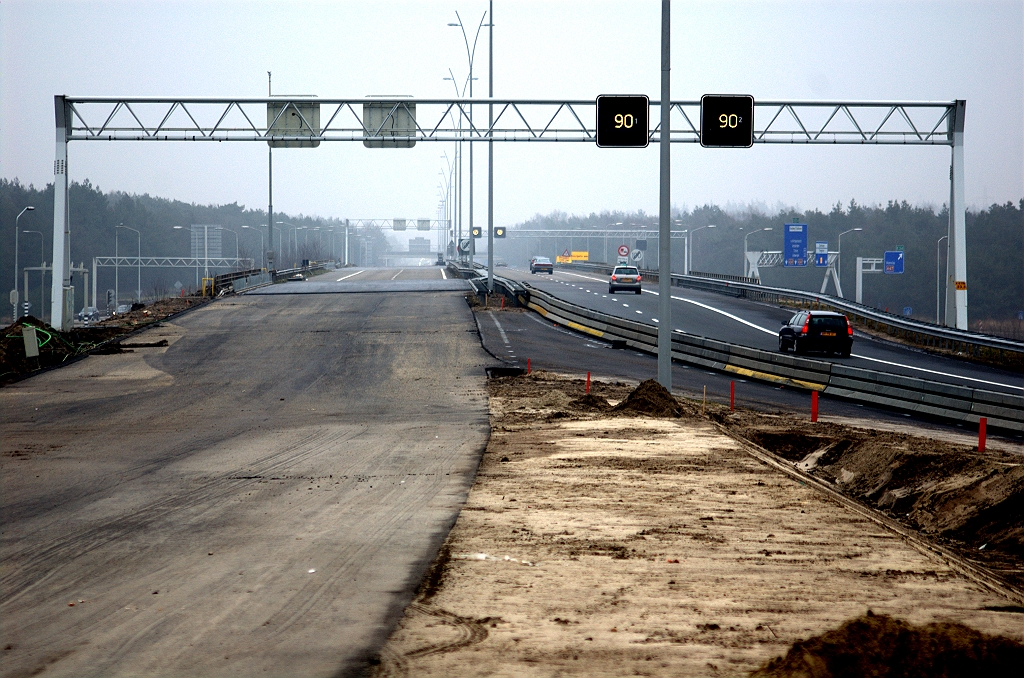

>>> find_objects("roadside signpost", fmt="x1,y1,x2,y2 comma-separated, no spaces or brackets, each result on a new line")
884,250,905,274
617,245,630,257
784,224,808,267
631,249,644,263
814,241,829,267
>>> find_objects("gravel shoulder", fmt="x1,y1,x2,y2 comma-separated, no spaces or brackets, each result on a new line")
371,372,1024,677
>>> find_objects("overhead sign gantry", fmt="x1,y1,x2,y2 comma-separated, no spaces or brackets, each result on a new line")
49,95,967,333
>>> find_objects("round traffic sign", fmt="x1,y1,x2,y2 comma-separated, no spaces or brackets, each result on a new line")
617,245,630,257
630,249,644,262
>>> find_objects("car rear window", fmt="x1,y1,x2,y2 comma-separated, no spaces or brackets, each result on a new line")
613,267,639,275
810,316,847,328
534,257,551,263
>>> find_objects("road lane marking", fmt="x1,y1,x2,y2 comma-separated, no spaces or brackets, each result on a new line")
391,269,404,280
647,290,1024,391
440,268,447,280
547,271,1022,391
488,311,510,345
337,270,364,281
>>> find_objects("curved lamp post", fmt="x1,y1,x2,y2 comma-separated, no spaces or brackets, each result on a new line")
12,205,34,320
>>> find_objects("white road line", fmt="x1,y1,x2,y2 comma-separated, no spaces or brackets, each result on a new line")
440,268,447,280
391,269,403,280
547,271,1022,391
851,354,1024,391
488,311,510,345
336,270,364,282
645,289,1023,391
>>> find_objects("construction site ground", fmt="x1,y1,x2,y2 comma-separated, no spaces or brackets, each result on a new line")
371,372,1023,677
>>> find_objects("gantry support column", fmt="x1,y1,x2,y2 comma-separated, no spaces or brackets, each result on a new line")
51,96,73,330
945,100,967,330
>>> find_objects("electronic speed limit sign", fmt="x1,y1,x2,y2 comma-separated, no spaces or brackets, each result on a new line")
617,245,630,257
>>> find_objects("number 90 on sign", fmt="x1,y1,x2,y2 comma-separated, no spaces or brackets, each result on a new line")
700,94,754,148
596,95,650,148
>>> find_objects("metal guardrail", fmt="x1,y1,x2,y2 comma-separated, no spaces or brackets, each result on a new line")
498,278,1022,432
561,262,1024,369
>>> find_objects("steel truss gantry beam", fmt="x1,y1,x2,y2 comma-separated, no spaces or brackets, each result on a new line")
60,97,959,145
49,95,968,332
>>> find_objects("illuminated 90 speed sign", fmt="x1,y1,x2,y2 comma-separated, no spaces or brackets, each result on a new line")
700,94,754,148
596,95,650,148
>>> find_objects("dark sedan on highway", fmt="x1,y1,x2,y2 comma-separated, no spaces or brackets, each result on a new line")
779,310,853,357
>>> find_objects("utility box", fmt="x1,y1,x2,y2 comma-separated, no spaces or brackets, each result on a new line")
267,102,321,148
22,326,39,358
363,100,416,148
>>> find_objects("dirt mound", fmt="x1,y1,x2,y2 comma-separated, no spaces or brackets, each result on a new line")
570,393,611,411
0,316,123,386
751,611,1024,677
612,379,683,418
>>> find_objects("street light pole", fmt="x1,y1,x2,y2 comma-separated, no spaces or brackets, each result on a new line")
12,205,34,321
449,11,488,267
837,227,863,283
487,0,495,292
22,230,44,317
937,234,948,324
743,227,772,277
688,224,716,275
117,224,141,302
241,225,265,269
657,0,672,389
222,227,240,268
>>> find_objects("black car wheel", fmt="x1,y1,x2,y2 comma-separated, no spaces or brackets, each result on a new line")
635,289,641,295
779,337,788,352
609,287,615,294
840,348,851,358
794,339,806,355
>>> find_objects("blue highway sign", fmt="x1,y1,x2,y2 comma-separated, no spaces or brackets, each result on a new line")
814,241,829,267
884,250,904,274
784,224,808,267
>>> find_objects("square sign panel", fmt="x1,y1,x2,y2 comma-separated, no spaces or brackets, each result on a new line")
700,95,754,148
783,223,808,267
596,95,649,148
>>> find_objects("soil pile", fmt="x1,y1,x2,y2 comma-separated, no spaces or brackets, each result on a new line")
94,297,205,328
611,378,684,418
2,297,207,386
751,611,1024,677
570,393,611,411
720,410,1024,590
0,316,123,385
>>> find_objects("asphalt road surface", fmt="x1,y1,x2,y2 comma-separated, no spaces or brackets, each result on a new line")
499,266,1023,397
0,267,490,677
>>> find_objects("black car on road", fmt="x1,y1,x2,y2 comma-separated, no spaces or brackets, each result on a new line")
778,310,853,357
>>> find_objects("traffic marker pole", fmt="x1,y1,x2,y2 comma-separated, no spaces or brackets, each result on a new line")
978,417,987,452
586,372,591,394
730,381,735,411
811,391,819,422
527,358,531,374
500,296,505,309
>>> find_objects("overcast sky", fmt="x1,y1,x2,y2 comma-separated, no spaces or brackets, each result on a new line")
2,0,1022,228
